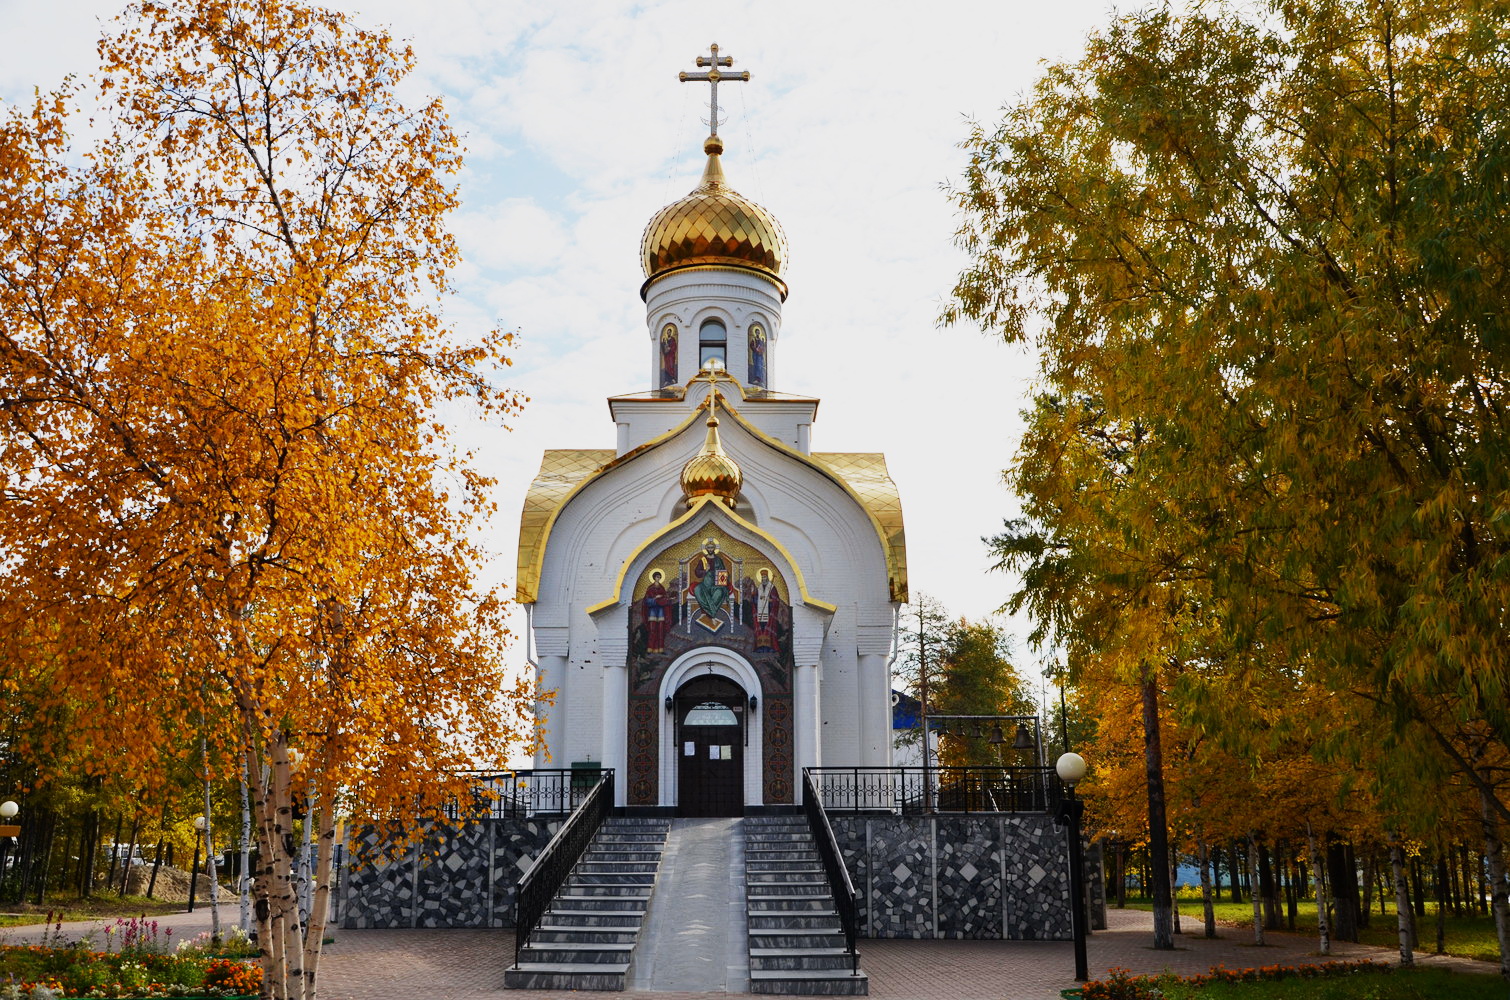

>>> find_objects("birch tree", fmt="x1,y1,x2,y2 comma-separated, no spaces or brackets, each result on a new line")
0,2,534,996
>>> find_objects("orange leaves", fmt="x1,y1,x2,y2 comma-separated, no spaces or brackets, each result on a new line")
1,0,530,832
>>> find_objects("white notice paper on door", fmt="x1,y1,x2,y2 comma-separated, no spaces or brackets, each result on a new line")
684,742,695,756
709,746,719,759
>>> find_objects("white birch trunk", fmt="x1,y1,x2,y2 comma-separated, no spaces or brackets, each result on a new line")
1306,822,1330,956
275,738,308,1000
298,779,314,928
1480,787,1510,978
240,737,278,1000
300,774,338,1000
1388,832,1413,966
240,762,253,936
201,737,223,945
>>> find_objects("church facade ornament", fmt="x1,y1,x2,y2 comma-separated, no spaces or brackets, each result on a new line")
517,45,906,812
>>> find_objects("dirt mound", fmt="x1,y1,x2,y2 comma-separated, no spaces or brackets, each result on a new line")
114,864,229,903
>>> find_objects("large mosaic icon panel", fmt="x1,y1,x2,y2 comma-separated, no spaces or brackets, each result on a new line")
627,533,796,805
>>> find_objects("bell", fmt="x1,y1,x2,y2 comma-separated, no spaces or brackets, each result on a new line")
988,725,1006,745
1013,724,1035,750
972,724,985,740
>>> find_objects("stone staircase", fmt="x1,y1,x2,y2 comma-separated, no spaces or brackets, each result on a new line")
744,815,869,995
504,816,672,991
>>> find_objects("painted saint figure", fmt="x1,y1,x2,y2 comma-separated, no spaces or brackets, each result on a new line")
642,569,672,653
660,323,678,388
748,323,767,387
689,538,730,628
754,568,783,651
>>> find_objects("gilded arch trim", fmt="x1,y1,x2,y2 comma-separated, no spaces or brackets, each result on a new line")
516,390,908,605
585,495,837,616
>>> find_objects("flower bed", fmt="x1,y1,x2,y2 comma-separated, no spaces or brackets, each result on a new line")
1076,960,1393,999
1,918,261,1000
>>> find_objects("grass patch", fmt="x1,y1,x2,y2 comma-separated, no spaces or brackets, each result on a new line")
1077,964,1505,999
1115,895,1504,963
0,896,212,927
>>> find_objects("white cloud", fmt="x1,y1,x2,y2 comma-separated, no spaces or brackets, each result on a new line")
5,0,1137,721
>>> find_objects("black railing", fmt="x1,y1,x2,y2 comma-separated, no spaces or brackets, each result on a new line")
512,770,614,967
805,766,1053,814
802,770,861,976
448,768,603,820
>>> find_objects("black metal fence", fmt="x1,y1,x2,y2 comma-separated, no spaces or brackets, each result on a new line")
447,768,605,820
512,770,614,967
804,766,1053,814
802,771,860,976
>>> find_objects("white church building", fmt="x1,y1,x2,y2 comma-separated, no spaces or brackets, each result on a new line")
516,98,908,816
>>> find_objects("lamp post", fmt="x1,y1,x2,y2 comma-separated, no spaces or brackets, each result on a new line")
1056,752,1089,982
188,815,205,913
0,801,18,903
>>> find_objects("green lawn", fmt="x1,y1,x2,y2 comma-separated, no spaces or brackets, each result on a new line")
1109,967,1509,999
0,895,190,927
1116,895,1505,964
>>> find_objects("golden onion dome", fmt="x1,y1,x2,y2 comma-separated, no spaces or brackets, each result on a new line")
641,135,789,300
680,389,742,507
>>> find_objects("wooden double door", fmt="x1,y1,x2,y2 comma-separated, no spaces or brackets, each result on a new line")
675,675,747,817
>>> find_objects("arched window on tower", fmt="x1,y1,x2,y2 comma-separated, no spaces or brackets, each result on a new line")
659,323,678,387
699,319,727,367
748,323,767,387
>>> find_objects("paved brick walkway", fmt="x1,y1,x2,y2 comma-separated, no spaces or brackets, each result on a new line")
3,902,1496,998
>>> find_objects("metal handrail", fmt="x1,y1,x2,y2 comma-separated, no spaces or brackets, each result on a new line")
804,765,1053,814
512,770,614,967
449,768,604,819
802,770,861,976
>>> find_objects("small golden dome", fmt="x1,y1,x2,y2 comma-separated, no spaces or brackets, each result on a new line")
641,140,789,300
680,392,742,506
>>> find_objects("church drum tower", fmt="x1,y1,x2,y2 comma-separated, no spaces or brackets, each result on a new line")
517,46,907,814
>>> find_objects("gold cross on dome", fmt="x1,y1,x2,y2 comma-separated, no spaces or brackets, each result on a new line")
679,43,750,139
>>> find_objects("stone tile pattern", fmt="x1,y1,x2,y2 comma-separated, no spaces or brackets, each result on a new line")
342,816,560,930
343,811,1102,939
829,814,1104,941
937,816,1002,939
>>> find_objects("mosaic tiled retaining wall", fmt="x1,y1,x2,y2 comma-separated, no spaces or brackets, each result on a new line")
340,816,560,929
829,814,1105,941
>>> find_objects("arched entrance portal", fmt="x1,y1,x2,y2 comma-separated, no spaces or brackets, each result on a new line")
674,675,747,817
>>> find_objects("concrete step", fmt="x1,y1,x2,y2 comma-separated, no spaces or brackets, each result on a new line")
583,850,662,862
751,947,857,971
749,899,839,914
749,912,843,931
748,968,869,995
555,894,649,912
517,942,635,965
747,861,826,873
570,876,655,888
748,871,827,884
748,883,830,896
555,888,649,900
750,931,848,949
504,962,629,991
577,860,660,872
532,927,640,945
544,910,646,926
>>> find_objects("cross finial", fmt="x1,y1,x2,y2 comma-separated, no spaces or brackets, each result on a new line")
678,43,750,140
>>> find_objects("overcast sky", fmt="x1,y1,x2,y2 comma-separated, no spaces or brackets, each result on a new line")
3,0,1135,702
